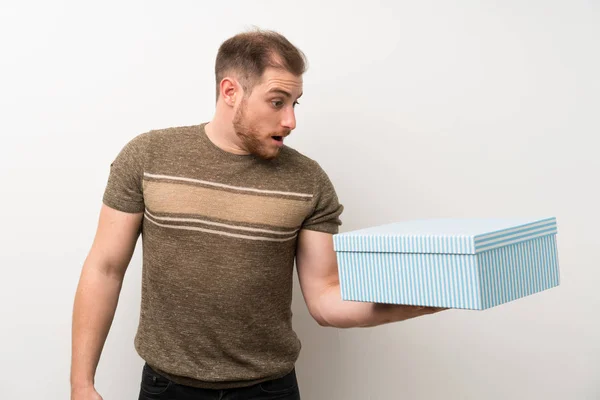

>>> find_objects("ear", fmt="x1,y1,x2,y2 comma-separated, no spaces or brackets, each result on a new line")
219,77,240,107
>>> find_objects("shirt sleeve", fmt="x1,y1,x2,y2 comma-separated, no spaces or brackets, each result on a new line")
102,132,149,213
301,164,344,234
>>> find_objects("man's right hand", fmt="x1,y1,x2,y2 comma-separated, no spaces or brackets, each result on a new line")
71,386,103,400
71,205,143,400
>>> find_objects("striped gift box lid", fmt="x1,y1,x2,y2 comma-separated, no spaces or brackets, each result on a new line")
333,217,557,255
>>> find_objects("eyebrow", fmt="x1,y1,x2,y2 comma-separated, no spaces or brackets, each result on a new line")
267,88,303,99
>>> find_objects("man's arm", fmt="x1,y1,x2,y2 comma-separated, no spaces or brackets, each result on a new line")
71,204,143,395
296,229,443,328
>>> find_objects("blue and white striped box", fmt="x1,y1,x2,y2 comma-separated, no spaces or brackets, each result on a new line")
333,217,560,310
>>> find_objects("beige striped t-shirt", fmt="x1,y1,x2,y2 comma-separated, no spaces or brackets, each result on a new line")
102,122,343,389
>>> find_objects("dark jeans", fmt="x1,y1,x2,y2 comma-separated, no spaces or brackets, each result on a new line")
138,362,301,400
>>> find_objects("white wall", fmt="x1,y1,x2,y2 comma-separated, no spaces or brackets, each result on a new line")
1,1,598,399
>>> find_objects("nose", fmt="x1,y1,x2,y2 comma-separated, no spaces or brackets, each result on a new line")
281,107,296,131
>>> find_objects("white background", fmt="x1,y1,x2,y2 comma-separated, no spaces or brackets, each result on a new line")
1,1,598,399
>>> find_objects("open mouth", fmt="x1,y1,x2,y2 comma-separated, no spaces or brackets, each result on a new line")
272,136,283,142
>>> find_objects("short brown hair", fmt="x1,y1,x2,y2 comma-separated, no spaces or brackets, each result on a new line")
214,29,307,100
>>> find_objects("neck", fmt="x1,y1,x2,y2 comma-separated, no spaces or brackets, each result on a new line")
205,107,248,155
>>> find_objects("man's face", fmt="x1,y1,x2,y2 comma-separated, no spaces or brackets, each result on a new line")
232,67,303,160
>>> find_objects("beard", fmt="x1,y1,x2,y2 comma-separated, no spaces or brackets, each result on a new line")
232,99,287,160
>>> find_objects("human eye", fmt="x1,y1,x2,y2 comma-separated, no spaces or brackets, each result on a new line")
271,99,284,108
293,101,300,108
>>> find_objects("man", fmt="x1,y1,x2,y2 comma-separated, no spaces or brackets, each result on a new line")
71,29,441,400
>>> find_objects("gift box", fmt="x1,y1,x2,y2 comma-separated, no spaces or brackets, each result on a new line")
333,217,560,310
